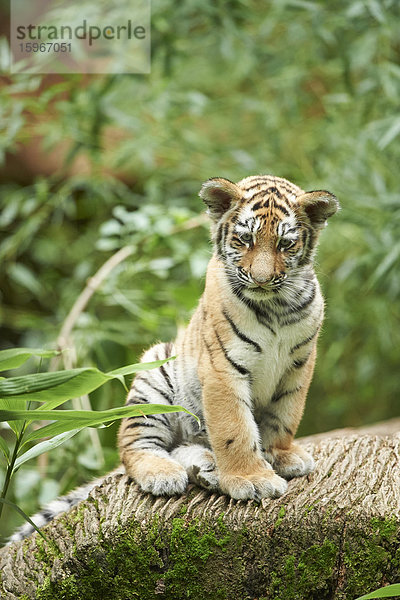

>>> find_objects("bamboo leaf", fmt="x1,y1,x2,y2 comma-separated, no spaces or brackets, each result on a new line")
15,429,83,469
21,418,112,445
21,420,87,445
0,369,111,403
0,403,197,428
107,357,175,377
0,358,174,410
355,584,400,599
369,242,400,287
0,435,10,464
0,348,59,372
0,498,48,542
6,421,25,436
0,400,26,436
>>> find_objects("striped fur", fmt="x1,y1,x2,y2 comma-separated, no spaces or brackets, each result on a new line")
10,174,338,542
118,175,339,501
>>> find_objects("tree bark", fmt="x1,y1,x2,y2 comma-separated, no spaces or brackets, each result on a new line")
1,425,399,600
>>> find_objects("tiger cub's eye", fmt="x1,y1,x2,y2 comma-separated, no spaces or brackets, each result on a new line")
239,232,253,244
278,238,296,251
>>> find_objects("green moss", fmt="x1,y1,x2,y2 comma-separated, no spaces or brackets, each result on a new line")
33,511,236,600
163,516,232,599
35,518,163,600
371,517,397,541
343,518,400,598
275,506,286,528
34,534,62,563
269,538,338,600
58,513,77,539
14,507,399,600
298,540,337,590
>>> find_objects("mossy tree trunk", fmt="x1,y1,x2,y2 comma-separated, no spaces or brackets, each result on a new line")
1,424,399,600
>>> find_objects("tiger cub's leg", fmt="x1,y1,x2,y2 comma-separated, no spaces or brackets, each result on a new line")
118,426,188,496
201,376,288,501
118,343,188,496
260,347,317,480
171,444,219,491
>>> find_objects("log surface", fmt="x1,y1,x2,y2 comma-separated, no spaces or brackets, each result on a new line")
1,430,399,600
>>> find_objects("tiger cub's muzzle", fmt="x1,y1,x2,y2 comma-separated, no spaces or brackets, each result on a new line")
238,266,288,290
251,272,287,289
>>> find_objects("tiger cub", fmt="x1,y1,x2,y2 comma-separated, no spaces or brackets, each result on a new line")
9,174,338,543
118,174,339,500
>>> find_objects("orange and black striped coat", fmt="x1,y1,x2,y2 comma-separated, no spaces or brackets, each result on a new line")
118,174,339,500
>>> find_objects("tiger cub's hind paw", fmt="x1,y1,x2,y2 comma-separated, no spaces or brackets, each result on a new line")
128,454,189,496
139,469,189,496
189,464,219,491
171,444,219,491
266,444,315,480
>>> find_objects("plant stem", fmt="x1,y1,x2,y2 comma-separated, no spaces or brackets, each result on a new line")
0,433,22,521
0,410,30,522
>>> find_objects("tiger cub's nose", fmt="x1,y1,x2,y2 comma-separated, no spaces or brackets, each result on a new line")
252,275,270,286
253,273,287,287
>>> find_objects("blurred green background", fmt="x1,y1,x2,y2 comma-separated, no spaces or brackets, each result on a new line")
0,0,399,537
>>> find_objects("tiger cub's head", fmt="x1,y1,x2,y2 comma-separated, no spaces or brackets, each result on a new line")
199,174,339,301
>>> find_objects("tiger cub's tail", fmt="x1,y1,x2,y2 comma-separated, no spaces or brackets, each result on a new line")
8,467,124,544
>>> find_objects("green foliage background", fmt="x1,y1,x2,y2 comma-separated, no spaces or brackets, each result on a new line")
1,0,399,536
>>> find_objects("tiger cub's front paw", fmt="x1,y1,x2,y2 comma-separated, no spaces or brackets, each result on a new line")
220,470,287,501
266,444,315,480
132,455,189,496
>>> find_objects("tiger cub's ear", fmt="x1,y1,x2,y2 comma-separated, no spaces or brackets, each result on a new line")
199,177,242,221
296,190,340,229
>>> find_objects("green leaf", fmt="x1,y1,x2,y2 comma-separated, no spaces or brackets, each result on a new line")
21,418,109,445
355,584,400,599
0,348,59,372
8,263,43,297
6,421,25,436
0,403,197,428
0,368,110,402
20,416,115,446
369,242,400,286
0,358,174,410
0,401,26,436
15,429,83,469
107,357,176,377
21,420,87,445
0,435,10,464
0,498,48,542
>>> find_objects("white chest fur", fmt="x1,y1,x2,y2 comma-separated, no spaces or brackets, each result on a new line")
227,284,324,407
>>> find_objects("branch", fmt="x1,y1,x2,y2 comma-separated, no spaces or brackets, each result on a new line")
52,245,134,368
1,429,399,599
